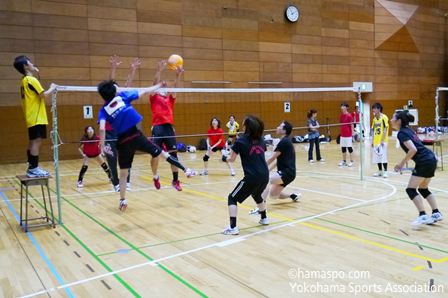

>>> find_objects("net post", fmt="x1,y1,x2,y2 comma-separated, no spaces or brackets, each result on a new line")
51,89,62,224
435,88,440,142
358,87,365,181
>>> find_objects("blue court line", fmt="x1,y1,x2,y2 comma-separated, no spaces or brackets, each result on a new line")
0,190,74,298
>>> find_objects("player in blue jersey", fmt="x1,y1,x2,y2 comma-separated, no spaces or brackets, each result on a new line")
97,80,197,210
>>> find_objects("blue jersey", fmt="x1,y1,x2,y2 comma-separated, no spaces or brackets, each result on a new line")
98,91,142,135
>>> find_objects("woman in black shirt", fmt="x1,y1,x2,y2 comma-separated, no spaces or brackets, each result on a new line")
221,115,269,235
391,111,443,226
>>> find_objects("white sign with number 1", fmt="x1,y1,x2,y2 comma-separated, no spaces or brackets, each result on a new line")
84,105,93,119
284,102,291,113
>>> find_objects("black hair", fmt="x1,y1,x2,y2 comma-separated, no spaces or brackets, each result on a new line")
394,111,414,128
307,109,317,118
98,80,117,102
210,117,221,128
341,102,349,108
13,55,29,75
372,102,383,112
282,121,293,136
243,115,264,139
229,115,235,119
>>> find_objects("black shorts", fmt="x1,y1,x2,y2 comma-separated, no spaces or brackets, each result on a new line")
86,154,100,158
228,135,237,140
212,147,225,153
277,170,296,187
229,180,268,205
152,124,177,151
412,157,437,178
28,125,47,140
118,126,162,169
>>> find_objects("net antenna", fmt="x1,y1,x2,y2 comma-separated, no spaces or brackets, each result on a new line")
51,83,372,222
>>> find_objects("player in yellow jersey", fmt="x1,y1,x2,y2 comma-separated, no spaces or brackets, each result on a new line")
13,56,58,178
371,103,389,178
226,115,239,151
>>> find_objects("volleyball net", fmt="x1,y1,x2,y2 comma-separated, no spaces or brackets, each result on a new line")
50,85,366,224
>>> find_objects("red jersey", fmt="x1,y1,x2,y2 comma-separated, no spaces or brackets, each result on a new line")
352,112,360,123
150,94,175,126
82,136,101,156
105,121,113,131
340,113,353,137
207,127,225,148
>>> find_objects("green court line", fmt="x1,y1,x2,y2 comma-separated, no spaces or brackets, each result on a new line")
315,218,448,254
48,188,208,298
10,179,140,297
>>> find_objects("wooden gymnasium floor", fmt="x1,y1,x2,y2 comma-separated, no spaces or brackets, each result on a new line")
0,136,447,298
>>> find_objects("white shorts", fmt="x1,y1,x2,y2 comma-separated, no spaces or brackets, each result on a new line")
340,137,353,148
372,143,388,163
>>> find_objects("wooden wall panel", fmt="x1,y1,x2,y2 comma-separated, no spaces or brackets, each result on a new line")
0,0,447,164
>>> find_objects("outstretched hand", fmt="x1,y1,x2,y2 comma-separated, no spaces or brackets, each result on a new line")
131,58,141,71
158,60,167,71
109,55,122,69
102,145,114,156
175,65,184,75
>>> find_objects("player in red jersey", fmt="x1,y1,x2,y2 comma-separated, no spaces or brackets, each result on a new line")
339,102,355,167
149,60,184,191
77,126,112,188
200,118,235,176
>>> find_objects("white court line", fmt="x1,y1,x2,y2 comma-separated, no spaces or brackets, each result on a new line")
20,179,397,298
288,186,366,202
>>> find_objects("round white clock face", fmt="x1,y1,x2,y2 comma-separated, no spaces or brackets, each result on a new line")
286,6,299,22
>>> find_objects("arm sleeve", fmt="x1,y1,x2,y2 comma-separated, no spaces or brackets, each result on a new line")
383,115,389,128
118,90,139,102
98,109,106,122
28,77,44,94
274,139,285,154
397,131,411,143
231,141,242,154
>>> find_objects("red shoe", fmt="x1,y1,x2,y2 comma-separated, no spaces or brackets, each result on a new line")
172,180,182,191
153,175,161,190
119,199,127,211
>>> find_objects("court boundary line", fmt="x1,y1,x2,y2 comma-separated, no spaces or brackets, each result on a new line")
20,179,397,297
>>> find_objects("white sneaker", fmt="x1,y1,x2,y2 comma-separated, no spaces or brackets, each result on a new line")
37,167,50,176
185,168,198,178
249,207,267,215
432,212,444,222
119,199,127,211
309,159,314,164
292,193,302,202
126,183,131,191
26,167,48,178
221,225,239,235
114,184,120,192
259,217,269,225
200,170,209,176
374,171,383,177
383,172,389,178
318,158,325,162
77,181,83,188
411,214,435,226
338,161,347,166
230,169,235,176
348,161,354,167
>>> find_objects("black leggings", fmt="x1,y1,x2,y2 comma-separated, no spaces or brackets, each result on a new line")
308,138,321,160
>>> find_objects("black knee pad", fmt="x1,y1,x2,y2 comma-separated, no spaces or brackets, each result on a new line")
342,147,347,153
203,155,210,162
101,162,108,170
169,151,177,159
348,147,353,153
228,194,237,206
406,188,418,200
227,140,232,146
418,188,432,199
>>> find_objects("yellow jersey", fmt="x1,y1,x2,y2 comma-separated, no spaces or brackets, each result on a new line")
372,114,389,146
227,121,239,136
21,76,47,128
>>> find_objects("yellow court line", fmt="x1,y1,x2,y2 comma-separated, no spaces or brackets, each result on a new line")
143,176,448,265
412,266,424,271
